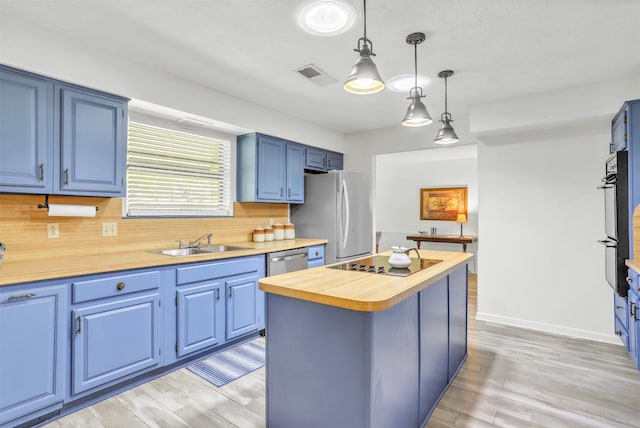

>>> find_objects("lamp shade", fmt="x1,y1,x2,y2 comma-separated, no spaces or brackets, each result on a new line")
456,213,467,223
434,119,459,144
344,49,385,94
401,93,432,127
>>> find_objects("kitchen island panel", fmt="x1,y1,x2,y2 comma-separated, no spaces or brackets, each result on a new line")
265,293,420,428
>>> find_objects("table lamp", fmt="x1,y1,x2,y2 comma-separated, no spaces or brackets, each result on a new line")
456,213,467,237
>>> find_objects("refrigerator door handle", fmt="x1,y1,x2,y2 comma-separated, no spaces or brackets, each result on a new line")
341,179,350,249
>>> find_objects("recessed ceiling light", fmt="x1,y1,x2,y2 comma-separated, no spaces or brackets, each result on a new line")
388,74,430,92
297,0,356,36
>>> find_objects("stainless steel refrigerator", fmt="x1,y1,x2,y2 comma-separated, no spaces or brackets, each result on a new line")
291,171,372,265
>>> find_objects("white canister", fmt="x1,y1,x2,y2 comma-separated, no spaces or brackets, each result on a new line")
253,227,265,243
284,223,295,240
264,226,274,241
273,223,285,240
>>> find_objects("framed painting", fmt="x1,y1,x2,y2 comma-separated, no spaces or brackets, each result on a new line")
420,187,467,221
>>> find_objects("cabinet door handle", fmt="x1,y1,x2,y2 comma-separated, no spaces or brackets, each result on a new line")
116,282,125,291
216,288,220,301
626,276,633,285
615,329,622,336
64,168,69,185
229,288,233,298
39,163,45,181
76,316,82,334
280,187,283,198
8,293,36,301
288,188,291,198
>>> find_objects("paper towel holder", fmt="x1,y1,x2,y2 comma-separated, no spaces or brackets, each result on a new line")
37,195,99,212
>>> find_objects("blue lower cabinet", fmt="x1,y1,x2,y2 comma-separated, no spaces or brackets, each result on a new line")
626,269,640,370
448,265,468,380
176,282,225,357
71,292,161,395
226,273,263,340
418,277,449,423
0,283,67,427
307,244,325,268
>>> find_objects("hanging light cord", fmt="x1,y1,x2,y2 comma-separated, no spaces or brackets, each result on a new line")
444,75,448,113
363,0,367,43
413,41,418,92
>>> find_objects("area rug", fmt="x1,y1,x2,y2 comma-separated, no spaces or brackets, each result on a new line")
187,341,265,387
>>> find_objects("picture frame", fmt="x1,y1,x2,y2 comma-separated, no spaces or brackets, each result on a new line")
420,187,467,221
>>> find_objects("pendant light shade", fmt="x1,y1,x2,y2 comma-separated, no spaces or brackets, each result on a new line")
344,0,384,94
402,88,432,127
434,70,459,144
401,32,432,127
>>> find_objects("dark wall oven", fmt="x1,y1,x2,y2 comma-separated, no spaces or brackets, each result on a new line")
599,151,629,296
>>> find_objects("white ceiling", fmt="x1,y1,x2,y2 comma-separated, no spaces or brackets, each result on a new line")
3,0,640,134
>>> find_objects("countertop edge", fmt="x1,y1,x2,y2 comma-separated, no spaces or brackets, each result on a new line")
259,250,474,312
0,238,328,286
626,259,640,275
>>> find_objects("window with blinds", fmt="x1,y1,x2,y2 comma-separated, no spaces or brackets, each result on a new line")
126,121,232,217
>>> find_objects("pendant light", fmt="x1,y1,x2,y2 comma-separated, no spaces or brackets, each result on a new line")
344,0,384,94
434,70,459,144
401,32,432,127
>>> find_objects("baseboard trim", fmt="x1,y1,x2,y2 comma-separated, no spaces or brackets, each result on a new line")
474,311,621,345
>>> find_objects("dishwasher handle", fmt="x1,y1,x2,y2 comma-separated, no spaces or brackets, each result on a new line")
270,253,307,263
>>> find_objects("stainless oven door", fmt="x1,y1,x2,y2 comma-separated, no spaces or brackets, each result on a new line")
602,173,617,239
602,238,617,290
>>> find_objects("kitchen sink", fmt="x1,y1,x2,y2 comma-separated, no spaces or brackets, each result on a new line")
151,245,251,257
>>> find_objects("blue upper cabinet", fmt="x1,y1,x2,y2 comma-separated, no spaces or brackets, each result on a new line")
0,66,53,193
0,65,128,197
56,85,127,196
237,133,304,203
256,134,286,201
304,146,343,173
286,143,304,202
611,104,628,153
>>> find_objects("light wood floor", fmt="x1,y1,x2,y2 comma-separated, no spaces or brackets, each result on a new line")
45,274,640,428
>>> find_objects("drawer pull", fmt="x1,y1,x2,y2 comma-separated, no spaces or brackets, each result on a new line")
116,282,126,291
8,293,36,301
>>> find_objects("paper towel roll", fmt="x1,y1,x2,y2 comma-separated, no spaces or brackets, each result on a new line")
48,204,97,217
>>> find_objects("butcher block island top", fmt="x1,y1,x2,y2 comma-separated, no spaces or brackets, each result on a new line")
259,249,474,312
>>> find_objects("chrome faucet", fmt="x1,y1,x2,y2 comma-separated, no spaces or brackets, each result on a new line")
189,232,213,248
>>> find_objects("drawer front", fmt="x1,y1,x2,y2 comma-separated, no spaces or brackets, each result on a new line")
614,292,629,330
73,270,159,303
614,316,629,350
176,256,261,285
307,245,325,262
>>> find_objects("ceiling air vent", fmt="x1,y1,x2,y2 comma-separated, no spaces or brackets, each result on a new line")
295,64,337,87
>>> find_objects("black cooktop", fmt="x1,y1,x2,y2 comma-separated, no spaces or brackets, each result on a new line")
328,255,442,277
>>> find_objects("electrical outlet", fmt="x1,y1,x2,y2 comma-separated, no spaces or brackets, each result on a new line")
47,223,59,239
102,222,118,237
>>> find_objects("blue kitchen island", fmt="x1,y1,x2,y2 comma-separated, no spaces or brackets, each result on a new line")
258,249,473,428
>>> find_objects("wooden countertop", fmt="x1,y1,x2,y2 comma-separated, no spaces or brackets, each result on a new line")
626,259,640,275
0,238,327,286
259,249,473,312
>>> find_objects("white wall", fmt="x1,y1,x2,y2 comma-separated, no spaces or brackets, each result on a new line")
477,122,614,341
375,146,478,273
472,77,640,343
0,15,345,151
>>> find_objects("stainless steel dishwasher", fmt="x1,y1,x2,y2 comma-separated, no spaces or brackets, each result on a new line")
266,247,308,276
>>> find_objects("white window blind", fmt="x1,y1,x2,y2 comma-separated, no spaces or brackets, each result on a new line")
126,121,231,217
